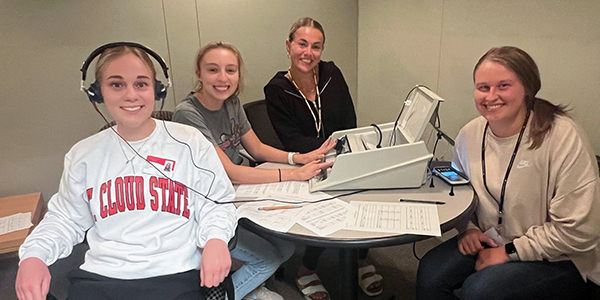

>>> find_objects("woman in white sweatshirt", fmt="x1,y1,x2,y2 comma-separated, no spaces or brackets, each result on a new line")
15,43,237,300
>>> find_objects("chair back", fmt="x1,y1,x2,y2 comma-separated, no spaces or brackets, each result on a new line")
243,100,283,150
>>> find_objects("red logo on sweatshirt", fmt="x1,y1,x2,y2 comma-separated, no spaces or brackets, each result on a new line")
147,155,175,172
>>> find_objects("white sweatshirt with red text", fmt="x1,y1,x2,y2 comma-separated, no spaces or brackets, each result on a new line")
19,120,236,280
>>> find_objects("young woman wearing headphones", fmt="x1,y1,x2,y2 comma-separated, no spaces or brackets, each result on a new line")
15,43,237,300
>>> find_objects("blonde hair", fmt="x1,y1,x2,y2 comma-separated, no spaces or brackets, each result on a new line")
288,17,326,44
194,41,245,95
94,46,156,83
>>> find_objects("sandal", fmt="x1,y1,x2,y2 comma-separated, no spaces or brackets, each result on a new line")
358,264,383,296
296,273,330,300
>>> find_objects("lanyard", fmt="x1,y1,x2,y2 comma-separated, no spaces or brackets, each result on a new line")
288,68,322,138
481,109,530,227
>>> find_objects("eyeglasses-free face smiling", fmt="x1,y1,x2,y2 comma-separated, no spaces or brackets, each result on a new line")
100,53,156,141
286,26,324,73
474,60,528,137
196,48,239,110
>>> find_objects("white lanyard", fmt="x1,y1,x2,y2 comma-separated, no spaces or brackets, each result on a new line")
288,68,322,138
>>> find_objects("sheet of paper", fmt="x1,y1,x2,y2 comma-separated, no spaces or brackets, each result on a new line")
345,201,441,236
236,201,304,233
235,181,329,203
297,199,349,236
0,212,32,236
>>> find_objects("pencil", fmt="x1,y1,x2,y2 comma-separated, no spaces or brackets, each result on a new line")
399,199,445,205
258,205,303,211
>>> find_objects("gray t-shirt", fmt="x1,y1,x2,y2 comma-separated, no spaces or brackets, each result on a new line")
172,93,251,165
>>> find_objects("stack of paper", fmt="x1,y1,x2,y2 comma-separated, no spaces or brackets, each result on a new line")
0,212,32,236
235,182,441,237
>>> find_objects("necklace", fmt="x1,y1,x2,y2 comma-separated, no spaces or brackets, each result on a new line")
481,109,531,230
118,135,150,174
288,68,322,137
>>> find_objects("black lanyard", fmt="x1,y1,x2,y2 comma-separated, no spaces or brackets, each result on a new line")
481,109,531,227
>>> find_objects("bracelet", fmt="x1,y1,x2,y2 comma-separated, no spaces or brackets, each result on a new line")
288,152,297,165
278,169,282,182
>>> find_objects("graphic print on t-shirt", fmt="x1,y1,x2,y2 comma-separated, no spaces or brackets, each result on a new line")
218,118,242,152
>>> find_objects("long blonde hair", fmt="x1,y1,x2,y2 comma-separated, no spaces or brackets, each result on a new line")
193,41,245,95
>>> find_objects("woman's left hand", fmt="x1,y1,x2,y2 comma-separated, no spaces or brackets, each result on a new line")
294,137,336,165
199,239,231,288
475,246,510,271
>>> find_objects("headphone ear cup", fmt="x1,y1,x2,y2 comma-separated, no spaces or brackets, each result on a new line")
154,80,167,101
87,81,103,103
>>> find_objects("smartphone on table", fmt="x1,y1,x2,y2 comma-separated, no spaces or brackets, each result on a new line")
432,166,469,185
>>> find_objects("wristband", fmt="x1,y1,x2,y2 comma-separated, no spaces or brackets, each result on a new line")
288,152,297,165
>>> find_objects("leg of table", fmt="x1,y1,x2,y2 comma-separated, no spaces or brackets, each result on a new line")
339,248,359,300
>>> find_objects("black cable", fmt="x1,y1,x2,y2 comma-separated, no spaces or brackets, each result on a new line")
433,105,441,129
390,85,430,146
92,103,219,202
427,131,443,170
370,123,382,148
219,189,368,205
160,119,216,195
426,108,442,170
93,103,367,206
412,241,421,261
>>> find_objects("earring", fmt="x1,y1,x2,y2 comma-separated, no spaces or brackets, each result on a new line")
286,52,290,59
197,81,203,91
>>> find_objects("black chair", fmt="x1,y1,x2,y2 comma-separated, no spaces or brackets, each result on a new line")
99,110,174,131
243,100,283,150
222,230,238,300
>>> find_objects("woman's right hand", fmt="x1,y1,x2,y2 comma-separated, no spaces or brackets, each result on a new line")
458,228,498,255
294,137,337,165
286,160,334,181
15,257,50,300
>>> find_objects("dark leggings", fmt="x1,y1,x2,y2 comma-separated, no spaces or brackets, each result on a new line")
67,269,206,300
302,246,369,271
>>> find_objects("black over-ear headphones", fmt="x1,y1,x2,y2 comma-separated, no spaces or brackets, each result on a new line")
80,42,171,105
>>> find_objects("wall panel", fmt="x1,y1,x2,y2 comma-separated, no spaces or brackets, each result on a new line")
0,0,169,198
0,0,358,199
358,0,600,154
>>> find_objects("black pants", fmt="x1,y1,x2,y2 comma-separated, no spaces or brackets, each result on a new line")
303,246,369,270
589,281,600,300
67,269,206,300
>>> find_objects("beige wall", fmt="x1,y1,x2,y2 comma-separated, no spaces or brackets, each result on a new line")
2,0,598,200
358,0,600,155
0,0,358,199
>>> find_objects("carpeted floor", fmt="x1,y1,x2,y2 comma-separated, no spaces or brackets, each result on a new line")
0,233,452,300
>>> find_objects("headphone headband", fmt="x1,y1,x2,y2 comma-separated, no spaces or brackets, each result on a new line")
80,42,171,106
80,41,170,81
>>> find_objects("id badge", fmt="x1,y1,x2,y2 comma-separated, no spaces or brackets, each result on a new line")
483,227,508,246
